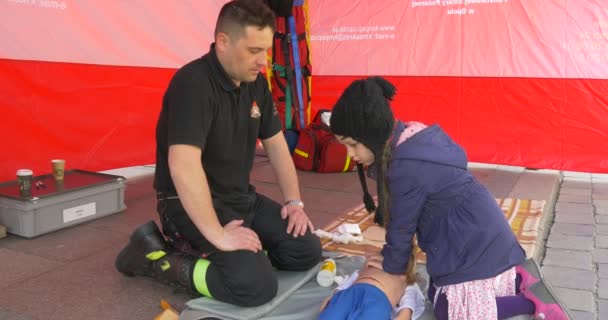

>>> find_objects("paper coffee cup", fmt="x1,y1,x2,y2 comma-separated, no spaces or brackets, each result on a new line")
16,169,33,197
51,159,66,181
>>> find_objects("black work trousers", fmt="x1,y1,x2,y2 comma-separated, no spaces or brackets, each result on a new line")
157,192,322,307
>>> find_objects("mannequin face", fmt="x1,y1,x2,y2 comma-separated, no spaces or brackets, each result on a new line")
335,135,375,166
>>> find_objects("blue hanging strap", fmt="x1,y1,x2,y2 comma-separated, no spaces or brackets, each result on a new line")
287,15,305,129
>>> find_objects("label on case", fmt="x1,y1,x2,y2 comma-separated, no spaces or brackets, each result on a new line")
63,202,96,223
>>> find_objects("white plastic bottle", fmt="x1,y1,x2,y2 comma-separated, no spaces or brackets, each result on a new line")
316,258,337,287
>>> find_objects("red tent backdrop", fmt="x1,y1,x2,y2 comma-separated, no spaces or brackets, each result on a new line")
1,0,607,183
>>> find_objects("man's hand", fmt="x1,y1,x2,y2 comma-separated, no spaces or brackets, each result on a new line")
215,220,262,253
281,204,314,237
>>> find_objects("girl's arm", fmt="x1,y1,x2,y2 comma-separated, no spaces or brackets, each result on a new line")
383,164,427,274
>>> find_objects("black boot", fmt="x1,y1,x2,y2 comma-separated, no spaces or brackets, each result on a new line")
115,221,198,294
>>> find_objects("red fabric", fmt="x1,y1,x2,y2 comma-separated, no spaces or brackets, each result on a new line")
270,6,311,130
1,59,607,183
292,122,355,173
308,1,608,80
312,76,608,173
0,58,173,181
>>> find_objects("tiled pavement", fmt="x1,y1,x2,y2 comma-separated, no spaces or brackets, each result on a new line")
541,172,608,320
0,158,606,319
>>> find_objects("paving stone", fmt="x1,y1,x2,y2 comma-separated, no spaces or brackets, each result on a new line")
569,310,593,320
555,213,595,225
597,224,608,235
563,172,591,179
556,205,594,216
543,249,593,270
561,181,592,189
553,287,593,312
510,171,560,200
546,234,593,251
596,206,608,215
600,279,608,299
550,223,594,236
594,183,608,190
597,235,608,249
593,190,608,198
597,215,608,224
563,176,591,182
596,200,608,207
496,164,526,172
560,188,592,196
600,264,608,279
593,189,608,197
541,266,596,290
595,248,608,263
600,299,608,320
557,194,592,204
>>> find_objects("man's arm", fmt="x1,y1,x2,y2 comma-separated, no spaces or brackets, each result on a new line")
261,132,300,201
261,132,314,237
169,144,262,252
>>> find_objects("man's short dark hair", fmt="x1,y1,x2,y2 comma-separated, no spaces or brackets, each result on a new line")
215,0,276,39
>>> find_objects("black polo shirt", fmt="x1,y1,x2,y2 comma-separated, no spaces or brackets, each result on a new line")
154,44,282,207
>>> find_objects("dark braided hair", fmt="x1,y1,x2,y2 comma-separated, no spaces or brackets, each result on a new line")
330,77,396,226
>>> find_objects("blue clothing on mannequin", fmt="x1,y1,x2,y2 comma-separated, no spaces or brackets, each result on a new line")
319,283,392,320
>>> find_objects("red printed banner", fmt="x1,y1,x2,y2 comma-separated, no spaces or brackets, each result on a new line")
0,0,225,68
309,0,608,79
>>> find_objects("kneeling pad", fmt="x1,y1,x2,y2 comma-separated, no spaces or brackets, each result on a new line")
183,263,322,320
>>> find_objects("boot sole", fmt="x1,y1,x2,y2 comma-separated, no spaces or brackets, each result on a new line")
115,221,166,277
527,258,574,320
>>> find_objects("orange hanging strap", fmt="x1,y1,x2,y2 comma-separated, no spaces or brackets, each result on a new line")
265,50,273,91
304,0,312,125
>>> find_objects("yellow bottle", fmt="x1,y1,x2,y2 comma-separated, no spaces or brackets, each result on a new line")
316,258,337,287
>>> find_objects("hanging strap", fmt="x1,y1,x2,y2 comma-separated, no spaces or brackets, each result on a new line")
272,31,293,128
272,65,294,129
288,15,305,129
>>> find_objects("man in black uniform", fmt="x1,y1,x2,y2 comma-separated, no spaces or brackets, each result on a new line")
115,0,321,307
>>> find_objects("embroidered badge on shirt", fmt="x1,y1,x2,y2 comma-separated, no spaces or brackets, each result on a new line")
272,102,279,115
250,101,261,119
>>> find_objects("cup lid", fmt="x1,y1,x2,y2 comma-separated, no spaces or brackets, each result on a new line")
16,169,33,176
